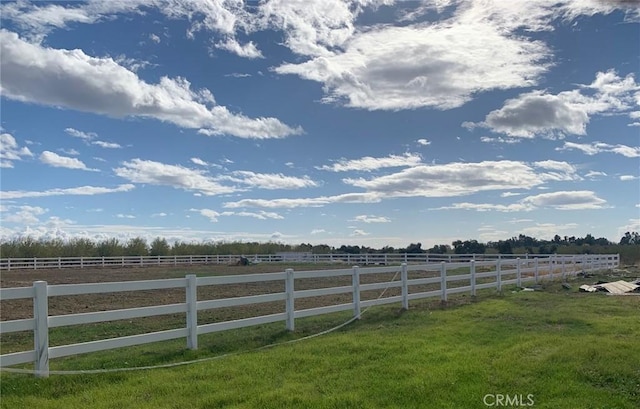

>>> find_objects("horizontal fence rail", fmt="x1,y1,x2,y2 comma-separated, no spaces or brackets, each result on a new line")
0,254,619,377
0,252,604,271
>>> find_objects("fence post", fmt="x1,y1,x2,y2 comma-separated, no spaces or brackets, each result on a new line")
7,258,10,271
401,263,409,310
440,262,447,302
186,274,198,350
516,258,521,288
33,281,49,378
34,257,37,270
534,258,539,284
549,255,555,280
352,266,361,319
286,269,295,331
470,260,476,297
571,255,576,276
561,256,566,281
496,259,502,293
58,257,61,269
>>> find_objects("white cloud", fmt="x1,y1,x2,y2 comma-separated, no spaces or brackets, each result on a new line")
59,148,80,156
276,20,549,110
342,160,578,198
478,136,521,144
617,219,640,239
318,153,422,172
1,184,135,199
435,203,531,212
92,141,122,149
521,190,607,210
620,175,639,181
350,229,369,237
39,151,98,171
114,159,236,196
214,38,263,58
416,139,431,146
351,215,391,223
500,192,522,198
1,205,48,224
190,157,209,166
65,128,97,141
585,171,607,179
224,159,581,209
220,171,319,190
151,212,168,217
116,214,136,219
470,70,639,137
1,30,302,139
310,229,326,235
0,132,33,167
557,141,640,158
224,72,252,78
149,33,161,43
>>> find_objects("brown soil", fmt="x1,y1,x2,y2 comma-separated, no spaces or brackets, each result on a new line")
0,263,444,322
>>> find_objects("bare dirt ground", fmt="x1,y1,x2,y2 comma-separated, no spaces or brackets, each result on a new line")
0,263,434,322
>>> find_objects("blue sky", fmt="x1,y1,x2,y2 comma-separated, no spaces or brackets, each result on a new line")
0,0,639,248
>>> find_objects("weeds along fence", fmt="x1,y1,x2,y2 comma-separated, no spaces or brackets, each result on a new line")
0,253,573,270
0,254,619,377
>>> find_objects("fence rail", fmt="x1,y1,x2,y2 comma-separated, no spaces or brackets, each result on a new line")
0,252,606,270
0,254,619,377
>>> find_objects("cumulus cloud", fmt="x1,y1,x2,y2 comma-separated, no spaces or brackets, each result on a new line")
468,70,639,137
1,205,48,224
317,153,422,172
114,159,236,196
275,21,549,110
92,141,122,149
214,38,263,58
0,30,302,139
438,190,608,213
342,160,579,198
351,215,391,223
39,151,99,171
224,160,581,209
1,184,135,199
557,141,640,158
0,133,33,168
521,190,607,210
219,171,319,189
191,208,284,222
620,175,639,181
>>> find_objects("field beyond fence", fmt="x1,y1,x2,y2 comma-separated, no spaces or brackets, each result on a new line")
0,253,618,378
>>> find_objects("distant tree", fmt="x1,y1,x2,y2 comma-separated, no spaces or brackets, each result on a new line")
149,237,170,256
428,244,449,254
405,243,424,253
452,240,485,254
126,237,148,256
619,231,640,245
496,240,513,254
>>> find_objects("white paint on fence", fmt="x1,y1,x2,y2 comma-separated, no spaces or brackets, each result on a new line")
0,254,620,377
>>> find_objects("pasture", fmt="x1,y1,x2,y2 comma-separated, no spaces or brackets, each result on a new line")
1,263,639,408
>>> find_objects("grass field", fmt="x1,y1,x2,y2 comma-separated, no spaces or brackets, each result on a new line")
1,268,639,409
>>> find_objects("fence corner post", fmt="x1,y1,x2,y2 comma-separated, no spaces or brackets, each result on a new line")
401,263,409,310
33,280,49,378
440,262,447,302
285,268,295,331
352,265,361,319
470,260,476,297
186,274,198,350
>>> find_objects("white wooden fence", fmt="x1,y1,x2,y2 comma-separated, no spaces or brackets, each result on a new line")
0,252,596,270
0,254,619,377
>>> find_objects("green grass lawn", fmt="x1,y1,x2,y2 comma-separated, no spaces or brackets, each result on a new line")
1,278,639,409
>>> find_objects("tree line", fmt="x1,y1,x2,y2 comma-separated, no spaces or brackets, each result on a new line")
0,232,637,260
